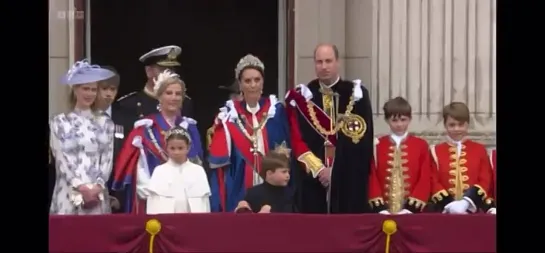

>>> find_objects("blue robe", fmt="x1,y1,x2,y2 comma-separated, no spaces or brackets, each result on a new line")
112,113,203,213
208,96,296,212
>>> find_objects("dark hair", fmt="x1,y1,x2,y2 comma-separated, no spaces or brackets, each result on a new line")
259,152,289,179
237,66,265,82
98,65,120,88
442,102,470,124
165,126,191,145
383,96,412,119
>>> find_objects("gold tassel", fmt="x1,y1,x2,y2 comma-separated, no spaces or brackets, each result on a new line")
382,219,398,253
146,219,162,253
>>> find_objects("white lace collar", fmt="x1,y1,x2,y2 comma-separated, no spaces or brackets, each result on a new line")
218,95,279,123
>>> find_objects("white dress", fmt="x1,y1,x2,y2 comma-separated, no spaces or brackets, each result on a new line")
49,109,114,215
146,160,211,214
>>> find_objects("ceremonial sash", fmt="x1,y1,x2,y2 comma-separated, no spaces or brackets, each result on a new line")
225,122,270,169
285,90,337,146
229,100,271,188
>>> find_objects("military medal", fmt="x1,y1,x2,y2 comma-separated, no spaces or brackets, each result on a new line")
114,124,124,139
340,114,366,144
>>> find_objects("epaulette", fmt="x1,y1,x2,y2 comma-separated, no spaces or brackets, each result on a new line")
184,95,192,100
116,91,137,102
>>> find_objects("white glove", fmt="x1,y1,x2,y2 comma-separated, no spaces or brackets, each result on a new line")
443,199,470,214
71,184,104,206
396,209,413,215
379,210,391,215
487,208,496,215
136,185,152,199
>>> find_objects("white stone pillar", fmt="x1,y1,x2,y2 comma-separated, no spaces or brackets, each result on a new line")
344,0,374,91
49,0,72,117
361,0,497,146
294,0,347,84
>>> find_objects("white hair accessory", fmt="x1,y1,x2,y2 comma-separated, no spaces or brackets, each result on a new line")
153,69,180,95
165,127,192,143
234,54,265,79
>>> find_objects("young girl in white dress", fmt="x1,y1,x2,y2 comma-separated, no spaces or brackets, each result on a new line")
49,60,116,215
146,127,211,214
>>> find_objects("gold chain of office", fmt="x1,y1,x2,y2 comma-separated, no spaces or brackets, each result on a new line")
236,113,269,148
306,95,356,136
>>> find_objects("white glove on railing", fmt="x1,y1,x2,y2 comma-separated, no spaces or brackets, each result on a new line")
396,209,413,215
443,199,470,214
487,208,496,215
379,210,391,215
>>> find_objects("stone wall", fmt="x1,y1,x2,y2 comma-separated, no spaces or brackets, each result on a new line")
294,0,496,147
48,0,497,147
49,0,74,117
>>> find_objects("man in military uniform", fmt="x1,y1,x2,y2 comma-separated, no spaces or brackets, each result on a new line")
219,79,242,101
206,80,241,149
115,45,194,136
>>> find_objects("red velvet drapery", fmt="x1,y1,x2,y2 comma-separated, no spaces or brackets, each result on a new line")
49,214,495,253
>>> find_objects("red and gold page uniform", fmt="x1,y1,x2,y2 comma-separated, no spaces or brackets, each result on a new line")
482,149,496,211
368,135,432,213
430,140,493,211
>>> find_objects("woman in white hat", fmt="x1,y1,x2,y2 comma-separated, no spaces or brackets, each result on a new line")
49,60,116,215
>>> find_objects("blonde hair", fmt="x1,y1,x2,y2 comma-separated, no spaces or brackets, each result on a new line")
68,83,99,113
156,77,186,98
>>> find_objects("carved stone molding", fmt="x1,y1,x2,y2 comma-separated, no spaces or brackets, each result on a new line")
374,131,496,148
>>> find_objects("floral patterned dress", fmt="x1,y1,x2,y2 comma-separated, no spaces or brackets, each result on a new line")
49,109,114,215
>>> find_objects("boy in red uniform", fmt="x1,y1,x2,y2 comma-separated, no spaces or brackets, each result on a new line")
368,97,432,214
482,149,496,214
429,102,493,214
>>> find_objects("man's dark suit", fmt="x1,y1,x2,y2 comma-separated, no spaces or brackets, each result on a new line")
108,103,129,213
